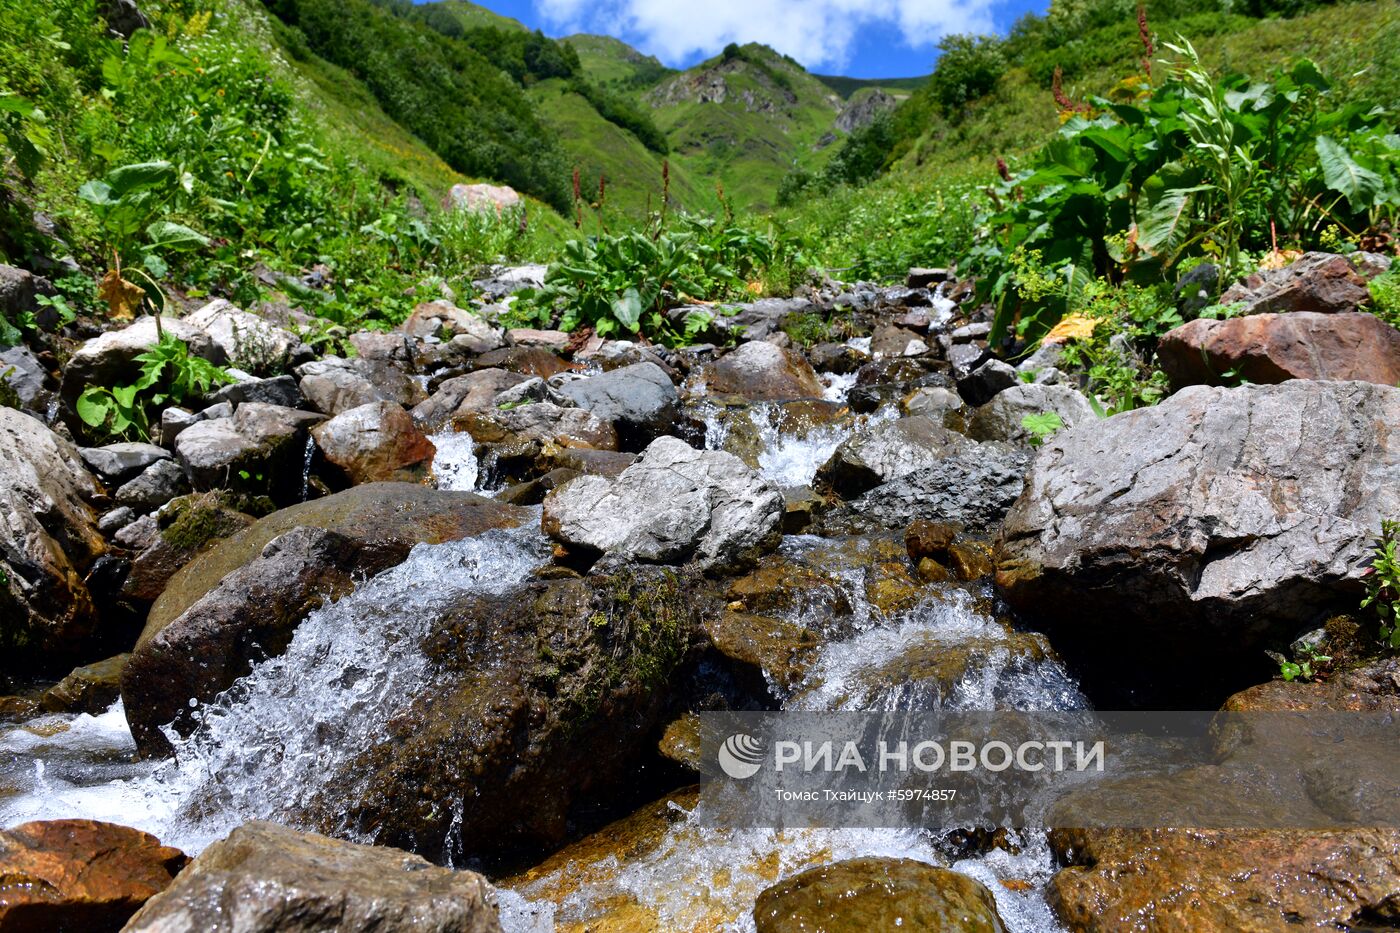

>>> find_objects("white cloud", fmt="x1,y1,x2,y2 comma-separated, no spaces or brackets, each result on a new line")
535,0,998,71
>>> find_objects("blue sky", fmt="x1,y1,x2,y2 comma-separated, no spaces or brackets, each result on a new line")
423,0,1048,79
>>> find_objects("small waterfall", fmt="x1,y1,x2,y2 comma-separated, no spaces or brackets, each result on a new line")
703,403,898,489
299,435,317,502
429,430,481,492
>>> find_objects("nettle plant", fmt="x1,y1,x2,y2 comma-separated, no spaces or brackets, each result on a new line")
77,333,232,441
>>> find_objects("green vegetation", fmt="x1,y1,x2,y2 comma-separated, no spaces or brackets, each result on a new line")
1362,520,1400,650
1021,411,1066,446
77,333,233,440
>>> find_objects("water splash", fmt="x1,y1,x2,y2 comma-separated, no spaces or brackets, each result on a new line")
430,431,480,492
703,404,898,489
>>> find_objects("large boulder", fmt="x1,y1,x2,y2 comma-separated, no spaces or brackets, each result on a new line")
0,819,186,933
0,408,108,672
0,345,51,413
1157,311,1400,389
997,381,1400,696
400,300,504,353
182,299,309,375
302,566,708,859
542,436,783,571
753,858,1006,933
297,357,425,416
702,341,826,401
58,317,219,432
122,821,500,933
821,448,1028,535
122,493,255,603
173,403,324,502
311,401,436,485
79,442,170,486
557,361,679,450
449,182,521,214
455,402,618,452
816,415,978,499
122,484,526,755
1219,251,1371,316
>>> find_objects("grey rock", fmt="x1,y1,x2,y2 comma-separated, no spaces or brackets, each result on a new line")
951,322,992,344
0,345,49,410
207,374,304,410
816,415,978,499
558,362,679,449
1016,343,1066,382
159,407,199,448
472,264,548,301
870,325,930,359
902,386,965,421
349,331,413,364
411,369,530,432
808,342,869,375
174,403,323,500
506,328,570,351
400,301,504,353
542,436,782,571
80,442,170,485
98,0,149,37
492,376,570,409
957,358,1018,406
182,299,310,375
702,341,826,401
968,383,1097,446
721,297,817,341
948,342,992,379
998,381,1400,678
98,506,136,534
115,459,190,512
198,401,234,421
827,446,1030,534
0,408,106,670
1353,252,1393,280
0,264,52,325
121,821,502,933
114,513,160,551
298,359,383,416
1175,262,1221,318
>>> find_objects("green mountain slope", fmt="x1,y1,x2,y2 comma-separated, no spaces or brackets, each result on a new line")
418,0,529,33
566,34,673,90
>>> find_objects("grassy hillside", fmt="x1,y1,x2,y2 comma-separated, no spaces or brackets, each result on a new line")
421,0,529,32
815,75,927,98
566,34,673,90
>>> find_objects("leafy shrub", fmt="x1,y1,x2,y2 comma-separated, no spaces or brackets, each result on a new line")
1362,520,1400,650
925,35,1007,116
77,333,233,440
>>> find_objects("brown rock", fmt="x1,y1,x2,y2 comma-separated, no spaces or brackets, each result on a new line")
703,341,826,401
122,820,499,933
947,541,994,580
312,401,436,485
1158,311,1400,389
454,403,617,452
1049,826,1400,932
753,857,1005,933
412,369,530,432
658,712,703,769
0,820,186,932
1223,656,1400,713
1219,251,1371,316
906,519,957,562
123,493,256,603
40,654,129,715
473,345,575,379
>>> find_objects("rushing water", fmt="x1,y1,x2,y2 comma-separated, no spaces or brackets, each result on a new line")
2,391,1079,931
702,403,899,489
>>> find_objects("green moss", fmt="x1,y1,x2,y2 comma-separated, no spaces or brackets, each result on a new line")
158,493,250,551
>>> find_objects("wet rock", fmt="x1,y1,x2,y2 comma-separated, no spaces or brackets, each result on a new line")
782,486,826,534
1158,311,1400,389
123,484,525,755
205,373,304,409
540,447,636,478
543,436,783,571
98,507,135,535
0,408,107,672
122,821,500,933
297,357,424,416
659,712,704,769
183,299,309,375
754,858,1005,933
123,494,255,602
575,339,674,375
870,325,929,359
558,362,679,450
821,445,1028,535
473,345,574,379
0,345,50,412
114,459,190,512
1048,826,1400,933
907,268,951,289
59,318,219,434
816,415,978,499
456,402,618,453
997,381,1400,697
702,341,826,401
312,401,436,485
0,821,184,932
311,567,707,859
40,653,129,715
174,403,324,502
1219,251,1371,316
809,342,869,375
957,358,1018,406
1222,655,1400,714
706,610,826,693
496,468,580,506
906,519,958,562
79,443,170,486
412,369,530,431
722,297,818,341
967,383,1097,446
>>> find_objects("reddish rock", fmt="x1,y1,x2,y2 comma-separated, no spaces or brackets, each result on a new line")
0,820,187,932
702,341,826,401
473,345,575,379
312,402,436,485
1158,311,1400,389
1219,251,1372,315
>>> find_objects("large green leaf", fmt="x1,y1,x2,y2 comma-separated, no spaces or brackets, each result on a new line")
1135,163,1209,260
106,161,176,196
145,221,209,252
611,287,643,331
75,389,113,428
1315,136,1384,207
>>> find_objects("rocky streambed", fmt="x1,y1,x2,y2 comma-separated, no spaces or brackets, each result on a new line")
2,251,1400,931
